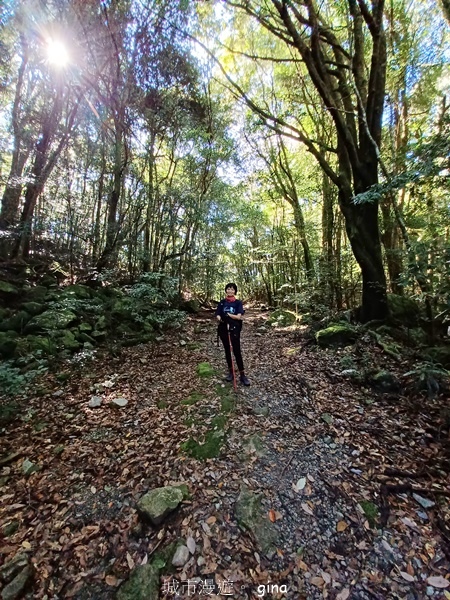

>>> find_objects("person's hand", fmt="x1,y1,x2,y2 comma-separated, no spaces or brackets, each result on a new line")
216,315,221,322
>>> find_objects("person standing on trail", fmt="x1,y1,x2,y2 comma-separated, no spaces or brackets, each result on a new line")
216,283,250,386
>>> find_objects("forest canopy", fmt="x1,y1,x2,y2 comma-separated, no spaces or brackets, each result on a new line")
0,0,449,323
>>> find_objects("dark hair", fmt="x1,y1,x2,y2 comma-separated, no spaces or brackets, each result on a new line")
225,282,237,294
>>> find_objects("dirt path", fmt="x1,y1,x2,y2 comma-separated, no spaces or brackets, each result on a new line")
1,309,449,599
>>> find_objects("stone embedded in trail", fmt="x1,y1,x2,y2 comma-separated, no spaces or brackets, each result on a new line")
0,553,32,600
235,487,278,559
111,397,128,408
1,566,33,600
137,486,184,526
116,564,160,600
0,553,29,583
171,545,190,567
88,396,103,408
22,459,39,476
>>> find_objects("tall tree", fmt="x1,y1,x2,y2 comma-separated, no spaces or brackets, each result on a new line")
216,0,389,320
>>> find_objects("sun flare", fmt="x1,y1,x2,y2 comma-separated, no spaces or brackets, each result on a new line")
46,39,69,67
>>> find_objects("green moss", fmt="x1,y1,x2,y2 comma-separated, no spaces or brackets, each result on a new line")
211,414,227,430
186,342,202,351
181,429,225,460
181,391,204,406
316,324,357,347
151,540,178,571
215,384,235,413
359,500,378,527
196,362,216,377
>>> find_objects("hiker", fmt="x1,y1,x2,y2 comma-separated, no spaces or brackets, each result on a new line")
216,283,250,386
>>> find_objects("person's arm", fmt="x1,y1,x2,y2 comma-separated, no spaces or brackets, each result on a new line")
227,313,243,320
228,300,244,320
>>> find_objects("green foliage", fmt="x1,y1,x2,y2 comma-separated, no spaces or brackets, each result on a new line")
0,358,48,398
196,362,215,377
0,364,27,397
405,361,449,397
359,501,379,528
128,273,179,306
0,400,19,424
181,391,204,406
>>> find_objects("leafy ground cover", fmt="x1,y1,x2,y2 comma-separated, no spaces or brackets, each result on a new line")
0,309,449,599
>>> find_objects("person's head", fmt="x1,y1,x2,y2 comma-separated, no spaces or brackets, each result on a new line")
225,282,237,296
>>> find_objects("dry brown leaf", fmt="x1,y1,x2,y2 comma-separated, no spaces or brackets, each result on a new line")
336,521,348,532
310,576,324,588
105,575,118,586
321,571,331,585
186,536,196,554
126,552,135,570
301,502,314,516
268,509,276,523
399,571,415,582
336,588,350,600
296,558,308,571
427,576,450,589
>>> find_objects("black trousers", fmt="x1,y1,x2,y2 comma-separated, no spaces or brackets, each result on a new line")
218,324,244,372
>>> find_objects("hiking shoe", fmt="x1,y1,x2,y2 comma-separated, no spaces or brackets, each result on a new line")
225,371,233,382
240,374,250,386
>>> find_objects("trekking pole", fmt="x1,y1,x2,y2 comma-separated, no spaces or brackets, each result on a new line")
227,323,237,392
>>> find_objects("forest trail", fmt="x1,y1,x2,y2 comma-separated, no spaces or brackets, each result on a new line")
1,309,449,600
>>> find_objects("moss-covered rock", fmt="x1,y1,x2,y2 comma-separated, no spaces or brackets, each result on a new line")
0,311,32,333
267,309,297,327
235,487,278,558
23,286,48,302
60,330,82,351
0,281,19,296
61,284,93,300
20,302,45,316
77,332,95,345
370,370,401,392
179,299,200,314
316,324,358,347
388,293,420,326
137,486,185,526
116,564,160,600
25,308,77,332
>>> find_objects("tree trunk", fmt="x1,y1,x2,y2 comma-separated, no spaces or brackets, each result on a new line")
0,32,29,231
339,186,388,321
96,126,127,271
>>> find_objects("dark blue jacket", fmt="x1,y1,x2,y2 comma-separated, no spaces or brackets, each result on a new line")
215,298,244,332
